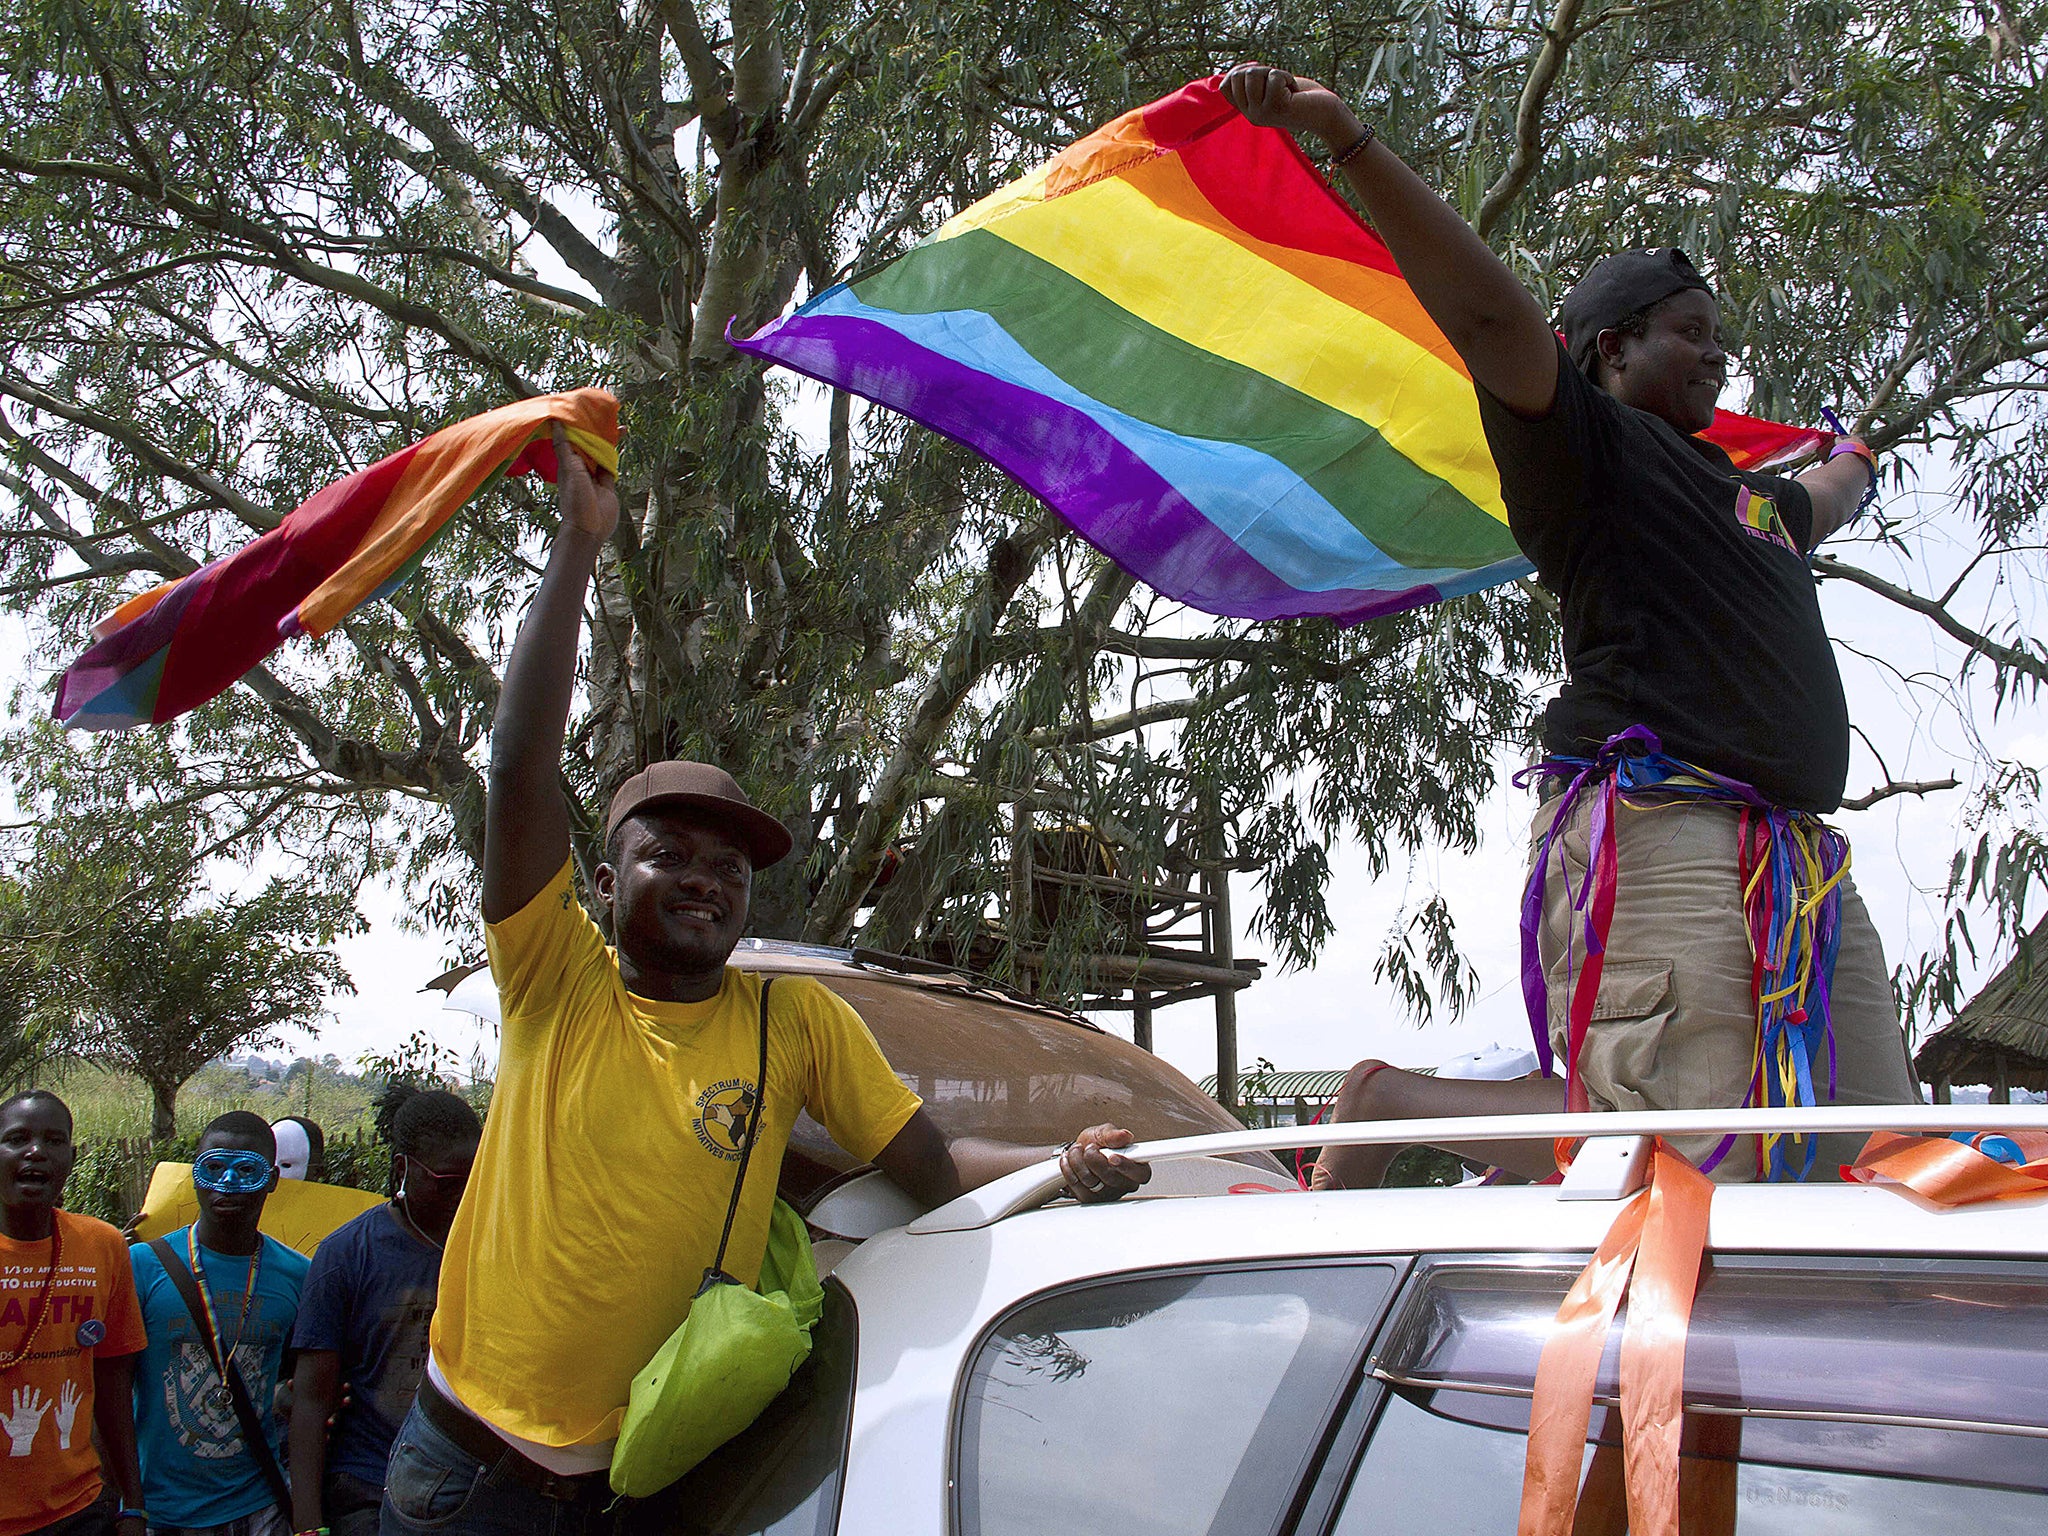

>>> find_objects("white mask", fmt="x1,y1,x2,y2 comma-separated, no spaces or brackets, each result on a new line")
272,1119,312,1181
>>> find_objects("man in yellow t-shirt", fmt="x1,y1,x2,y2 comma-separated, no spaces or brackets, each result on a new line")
383,426,1151,1531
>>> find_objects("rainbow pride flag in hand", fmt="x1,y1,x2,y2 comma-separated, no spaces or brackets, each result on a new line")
734,78,1823,625
54,391,618,731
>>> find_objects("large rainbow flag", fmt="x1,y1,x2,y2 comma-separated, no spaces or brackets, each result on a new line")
54,390,618,730
734,78,1823,625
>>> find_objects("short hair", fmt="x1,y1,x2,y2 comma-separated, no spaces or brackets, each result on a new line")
0,1089,71,1131
200,1109,277,1156
396,1090,483,1157
376,1083,482,1156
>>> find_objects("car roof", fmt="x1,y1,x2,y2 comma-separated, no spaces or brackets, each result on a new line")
837,1115,2048,1331
728,938,1281,1195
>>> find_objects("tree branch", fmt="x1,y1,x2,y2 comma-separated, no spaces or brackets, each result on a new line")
1025,676,1257,749
803,515,1060,943
0,149,541,397
1475,0,1587,239
1815,555,2048,687
1838,776,1960,812
0,373,279,532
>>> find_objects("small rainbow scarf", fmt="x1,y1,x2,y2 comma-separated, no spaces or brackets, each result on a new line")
733,77,1824,625
54,391,618,731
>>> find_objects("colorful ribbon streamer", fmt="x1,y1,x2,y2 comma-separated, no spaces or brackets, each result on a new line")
1519,1140,1713,1536
53,390,620,731
1846,1128,2048,1205
1518,727,1848,1179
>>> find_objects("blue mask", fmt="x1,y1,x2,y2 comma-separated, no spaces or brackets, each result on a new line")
193,1148,273,1194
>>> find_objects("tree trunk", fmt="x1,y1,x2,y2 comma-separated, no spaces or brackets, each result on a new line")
149,1077,179,1143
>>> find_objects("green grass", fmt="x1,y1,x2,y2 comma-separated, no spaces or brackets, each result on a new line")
42,1062,380,1143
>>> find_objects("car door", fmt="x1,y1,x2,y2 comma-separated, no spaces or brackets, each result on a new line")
1305,1254,2048,1535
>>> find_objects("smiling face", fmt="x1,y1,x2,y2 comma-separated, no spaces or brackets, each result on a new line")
1595,288,1729,435
596,804,753,997
0,1096,74,1234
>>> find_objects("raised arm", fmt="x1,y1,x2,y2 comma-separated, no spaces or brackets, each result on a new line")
482,424,620,923
1220,64,1560,417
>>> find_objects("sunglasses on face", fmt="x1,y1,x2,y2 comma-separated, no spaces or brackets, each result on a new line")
400,1155,471,1185
193,1148,274,1193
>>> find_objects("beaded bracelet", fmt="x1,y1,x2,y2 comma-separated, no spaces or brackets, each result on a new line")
1329,124,1378,168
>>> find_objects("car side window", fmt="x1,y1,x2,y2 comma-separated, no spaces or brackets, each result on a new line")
661,1279,858,1536
955,1264,1397,1536
1329,1257,2048,1534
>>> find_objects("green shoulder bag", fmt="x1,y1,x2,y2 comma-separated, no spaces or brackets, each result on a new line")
610,977,827,1497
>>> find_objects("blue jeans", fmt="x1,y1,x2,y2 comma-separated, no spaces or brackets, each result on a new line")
377,1400,617,1536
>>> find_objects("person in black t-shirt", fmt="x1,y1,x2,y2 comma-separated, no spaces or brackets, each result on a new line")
1222,64,1919,1184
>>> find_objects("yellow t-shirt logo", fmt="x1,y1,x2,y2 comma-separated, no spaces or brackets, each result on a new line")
693,1080,759,1160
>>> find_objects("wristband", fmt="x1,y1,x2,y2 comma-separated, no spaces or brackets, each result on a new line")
115,1514,148,1527
1329,124,1378,167
1817,406,1880,524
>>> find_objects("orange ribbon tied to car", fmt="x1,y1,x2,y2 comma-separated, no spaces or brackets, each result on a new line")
1519,1139,1714,1536
1845,1129,2048,1205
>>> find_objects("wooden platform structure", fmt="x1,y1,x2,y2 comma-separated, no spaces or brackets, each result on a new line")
1915,920,2048,1103
894,789,1264,1110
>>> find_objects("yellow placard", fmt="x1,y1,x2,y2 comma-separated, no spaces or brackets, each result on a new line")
130,1163,384,1257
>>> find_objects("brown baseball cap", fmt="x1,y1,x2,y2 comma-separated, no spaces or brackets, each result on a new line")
603,760,794,869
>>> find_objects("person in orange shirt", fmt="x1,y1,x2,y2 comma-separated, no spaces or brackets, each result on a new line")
0,1090,148,1536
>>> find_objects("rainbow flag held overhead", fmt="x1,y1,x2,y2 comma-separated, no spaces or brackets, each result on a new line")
734,78,1826,625
54,390,619,731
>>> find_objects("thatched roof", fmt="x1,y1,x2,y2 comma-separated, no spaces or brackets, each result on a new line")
1915,921,2048,1093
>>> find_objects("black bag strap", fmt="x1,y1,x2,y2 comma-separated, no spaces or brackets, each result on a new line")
699,976,773,1295
149,1237,294,1526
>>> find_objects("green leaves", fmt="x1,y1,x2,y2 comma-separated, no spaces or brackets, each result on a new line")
0,0,2041,1032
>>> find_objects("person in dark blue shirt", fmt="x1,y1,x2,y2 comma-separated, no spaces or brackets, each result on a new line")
286,1090,481,1536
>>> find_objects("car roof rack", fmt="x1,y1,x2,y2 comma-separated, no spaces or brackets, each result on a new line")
907,1103,2048,1233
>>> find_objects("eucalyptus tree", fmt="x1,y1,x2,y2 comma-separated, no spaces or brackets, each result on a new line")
1,0,2042,1017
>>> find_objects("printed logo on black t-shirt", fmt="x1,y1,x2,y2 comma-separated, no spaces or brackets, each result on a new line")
1735,485,1797,555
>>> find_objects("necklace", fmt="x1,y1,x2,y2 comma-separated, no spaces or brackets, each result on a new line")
0,1217,62,1372
187,1227,260,1412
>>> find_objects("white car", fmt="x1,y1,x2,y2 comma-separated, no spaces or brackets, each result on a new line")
671,1104,2048,1535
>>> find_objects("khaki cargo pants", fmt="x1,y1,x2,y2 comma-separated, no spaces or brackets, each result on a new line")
1530,791,1919,1181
